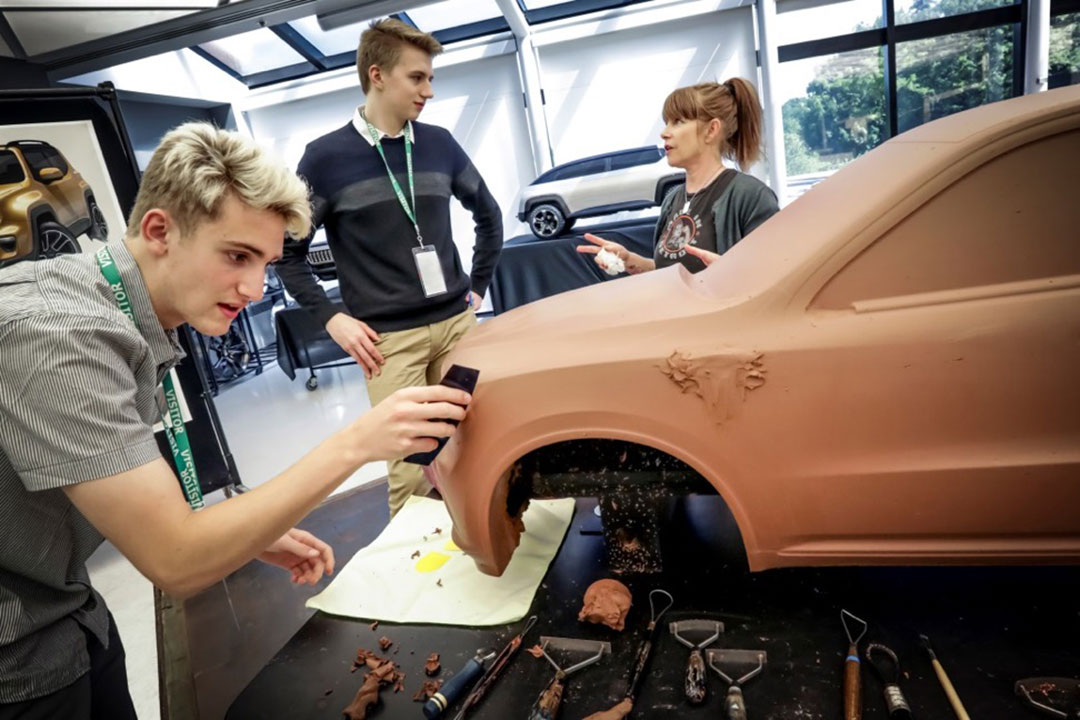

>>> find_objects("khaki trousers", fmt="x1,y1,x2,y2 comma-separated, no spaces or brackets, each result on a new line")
365,307,477,516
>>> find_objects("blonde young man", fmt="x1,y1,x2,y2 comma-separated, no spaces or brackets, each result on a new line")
0,124,469,718
276,18,503,517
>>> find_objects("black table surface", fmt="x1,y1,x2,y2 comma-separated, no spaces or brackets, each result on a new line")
226,493,1079,719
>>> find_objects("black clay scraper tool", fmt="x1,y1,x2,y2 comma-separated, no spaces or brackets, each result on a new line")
669,619,723,704
527,636,611,720
706,648,766,720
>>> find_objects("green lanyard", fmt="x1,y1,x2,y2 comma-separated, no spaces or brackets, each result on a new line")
94,247,204,510
363,114,423,246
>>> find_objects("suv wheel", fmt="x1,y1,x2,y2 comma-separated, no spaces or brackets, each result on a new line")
528,203,567,239
36,221,81,259
88,198,109,242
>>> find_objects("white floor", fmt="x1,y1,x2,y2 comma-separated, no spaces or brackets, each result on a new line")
86,360,382,720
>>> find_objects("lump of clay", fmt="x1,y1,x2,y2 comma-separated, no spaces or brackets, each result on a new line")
583,698,633,720
578,579,632,631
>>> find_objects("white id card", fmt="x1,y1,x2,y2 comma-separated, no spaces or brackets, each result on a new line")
413,245,448,297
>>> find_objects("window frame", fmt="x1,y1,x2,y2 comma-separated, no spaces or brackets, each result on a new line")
778,0,1028,141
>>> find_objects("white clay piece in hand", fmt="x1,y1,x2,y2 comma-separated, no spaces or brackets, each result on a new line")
595,247,625,275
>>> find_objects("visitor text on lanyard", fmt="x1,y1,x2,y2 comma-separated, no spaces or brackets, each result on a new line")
95,246,204,510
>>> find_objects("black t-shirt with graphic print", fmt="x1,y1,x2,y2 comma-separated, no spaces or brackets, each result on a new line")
654,169,737,273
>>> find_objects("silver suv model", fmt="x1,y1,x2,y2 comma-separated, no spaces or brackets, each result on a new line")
517,146,685,239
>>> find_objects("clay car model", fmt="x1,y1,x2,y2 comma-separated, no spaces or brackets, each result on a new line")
434,85,1080,577
0,140,108,267
517,146,684,239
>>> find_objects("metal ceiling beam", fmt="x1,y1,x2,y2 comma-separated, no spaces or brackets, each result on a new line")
269,22,327,70
0,5,212,11
37,0,393,80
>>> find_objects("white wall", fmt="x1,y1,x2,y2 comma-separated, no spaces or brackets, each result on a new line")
537,8,760,175
242,51,532,273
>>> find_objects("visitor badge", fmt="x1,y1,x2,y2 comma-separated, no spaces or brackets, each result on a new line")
413,245,447,298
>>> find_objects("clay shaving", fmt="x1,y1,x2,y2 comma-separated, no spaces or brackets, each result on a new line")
412,679,443,702
424,653,441,676
378,636,393,652
369,621,378,631
527,644,545,659
583,698,633,720
411,551,420,560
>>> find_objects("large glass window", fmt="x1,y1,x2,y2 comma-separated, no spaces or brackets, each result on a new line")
200,28,306,76
405,0,501,32
781,48,887,174
894,0,1016,24
775,0,883,46
289,15,371,57
1050,12,1080,88
897,25,1015,133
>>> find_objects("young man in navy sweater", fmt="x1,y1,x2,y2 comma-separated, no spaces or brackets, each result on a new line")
277,18,503,517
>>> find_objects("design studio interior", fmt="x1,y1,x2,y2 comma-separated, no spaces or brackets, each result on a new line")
0,0,1078,719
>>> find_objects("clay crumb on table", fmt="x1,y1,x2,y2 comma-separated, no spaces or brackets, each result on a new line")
412,679,443,702
424,652,441,676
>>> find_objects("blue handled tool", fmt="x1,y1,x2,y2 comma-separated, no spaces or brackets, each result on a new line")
423,649,495,719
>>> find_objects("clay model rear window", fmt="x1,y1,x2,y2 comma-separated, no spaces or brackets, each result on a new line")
0,151,25,184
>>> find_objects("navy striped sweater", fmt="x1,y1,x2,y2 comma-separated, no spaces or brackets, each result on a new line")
277,120,503,332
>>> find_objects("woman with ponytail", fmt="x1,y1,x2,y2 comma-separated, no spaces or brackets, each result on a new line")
577,78,779,274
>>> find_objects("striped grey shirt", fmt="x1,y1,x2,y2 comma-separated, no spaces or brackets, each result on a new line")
0,241,181,702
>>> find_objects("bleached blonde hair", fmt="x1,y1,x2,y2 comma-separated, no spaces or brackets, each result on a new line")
125,122,311,240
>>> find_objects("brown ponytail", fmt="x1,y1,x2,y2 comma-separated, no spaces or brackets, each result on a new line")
661,77,765,169
724,77,764,169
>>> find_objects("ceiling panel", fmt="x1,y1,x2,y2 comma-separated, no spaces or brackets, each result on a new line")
200,27,307,76
5,9,194,56
289,14,372,58
406,0,502,33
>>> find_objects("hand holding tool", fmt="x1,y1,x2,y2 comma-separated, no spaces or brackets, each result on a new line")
423,649,494,719
919,634,970,720
841,609,868,720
